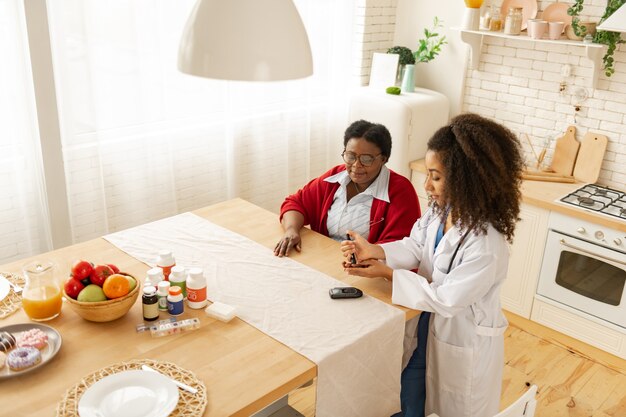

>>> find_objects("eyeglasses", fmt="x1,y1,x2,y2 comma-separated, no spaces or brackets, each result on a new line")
341,151,383,167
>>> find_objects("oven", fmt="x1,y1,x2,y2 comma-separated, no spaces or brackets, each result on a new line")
536,210,626,330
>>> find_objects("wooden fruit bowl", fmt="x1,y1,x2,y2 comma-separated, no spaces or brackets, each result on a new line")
63,277,141,322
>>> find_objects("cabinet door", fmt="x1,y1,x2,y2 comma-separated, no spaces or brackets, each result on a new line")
501,203,550,318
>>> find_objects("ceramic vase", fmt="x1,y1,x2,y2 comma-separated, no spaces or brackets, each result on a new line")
401,64,415,93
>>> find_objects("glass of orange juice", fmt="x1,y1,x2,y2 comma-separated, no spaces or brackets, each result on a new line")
22,260,62,321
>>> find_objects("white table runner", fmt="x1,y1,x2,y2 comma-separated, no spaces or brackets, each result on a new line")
105,212,404,417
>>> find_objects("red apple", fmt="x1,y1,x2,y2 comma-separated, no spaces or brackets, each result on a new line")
90,264,114,287
64,278,85,299
71,260,94,281
106,263,120,274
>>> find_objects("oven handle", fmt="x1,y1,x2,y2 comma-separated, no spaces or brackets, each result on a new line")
559,239,626,266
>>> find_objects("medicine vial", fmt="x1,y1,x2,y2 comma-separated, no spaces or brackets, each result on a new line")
156,250,176,281
169,265,187,298
167,286,184,316
186,267,207,309
142,286,159,321
145,267,164,288
157,281,170,312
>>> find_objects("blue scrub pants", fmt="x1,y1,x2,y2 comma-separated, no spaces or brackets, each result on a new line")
391,311,430,417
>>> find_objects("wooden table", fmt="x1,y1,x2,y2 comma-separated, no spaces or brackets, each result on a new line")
0,198,417,416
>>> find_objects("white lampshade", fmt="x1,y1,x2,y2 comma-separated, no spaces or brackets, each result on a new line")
597,4,626,32
178,0,313,81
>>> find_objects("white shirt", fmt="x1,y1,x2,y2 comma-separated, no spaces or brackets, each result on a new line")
324,165,390,242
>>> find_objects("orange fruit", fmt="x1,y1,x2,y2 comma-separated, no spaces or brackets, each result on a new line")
102,274,130,299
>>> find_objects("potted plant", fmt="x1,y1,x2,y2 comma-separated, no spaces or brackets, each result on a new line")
568,0,625,76
387,45,415,85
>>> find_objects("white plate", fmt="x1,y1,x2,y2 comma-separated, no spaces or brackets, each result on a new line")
0,275,9,302
0,323,62,379
78,370,179,417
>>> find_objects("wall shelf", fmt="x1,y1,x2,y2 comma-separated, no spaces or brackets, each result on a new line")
454,28,607,88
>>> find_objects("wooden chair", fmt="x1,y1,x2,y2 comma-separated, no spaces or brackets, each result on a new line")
427,384,538,417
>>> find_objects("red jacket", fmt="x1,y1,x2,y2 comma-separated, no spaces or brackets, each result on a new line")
280,165,421,244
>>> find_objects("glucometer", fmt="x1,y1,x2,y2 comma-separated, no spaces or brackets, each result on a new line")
329,287,363,299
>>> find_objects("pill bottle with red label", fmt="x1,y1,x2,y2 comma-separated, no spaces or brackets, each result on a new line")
156,250,176,281
186,267,207,309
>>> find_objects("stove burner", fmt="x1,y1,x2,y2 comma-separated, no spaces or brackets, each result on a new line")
596,189,608,196
578,196,595,206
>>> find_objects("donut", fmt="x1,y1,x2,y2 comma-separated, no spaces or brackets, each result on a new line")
0,351,6,370
6,347,41,371
0,331,16,352
17,328,48,350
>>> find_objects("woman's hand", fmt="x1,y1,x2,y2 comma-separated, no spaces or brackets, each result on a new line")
344,259,393,280
274,228,301,257
340,230,386,264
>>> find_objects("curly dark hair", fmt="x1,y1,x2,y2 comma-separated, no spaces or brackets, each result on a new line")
427,113,523,243
343,120,392,159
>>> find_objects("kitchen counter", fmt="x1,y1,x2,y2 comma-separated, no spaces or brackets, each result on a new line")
410,159,626,233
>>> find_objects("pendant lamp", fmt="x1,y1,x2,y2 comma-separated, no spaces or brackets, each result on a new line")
597,4,626,32
178,0,313,81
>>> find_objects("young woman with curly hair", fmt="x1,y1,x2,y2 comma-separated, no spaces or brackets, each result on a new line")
341,113,524,417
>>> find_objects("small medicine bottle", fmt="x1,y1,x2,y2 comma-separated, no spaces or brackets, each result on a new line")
186,267,207,309
142,286,159,321
156,250,176,281
145,267,164,288
169,265,187,298
167,286,184,316
157,281,170,311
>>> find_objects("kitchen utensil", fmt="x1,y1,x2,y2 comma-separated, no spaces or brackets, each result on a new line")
541,2,572,27
141,364,198,394
548,125,579,176
548,21,565,40
0,274,23,294
522,172,576,183
0,323,62,379
573,131,608,183
78,370,179,417
500,0,538,30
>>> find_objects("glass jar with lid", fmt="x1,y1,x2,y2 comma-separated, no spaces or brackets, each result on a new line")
504,7,523,35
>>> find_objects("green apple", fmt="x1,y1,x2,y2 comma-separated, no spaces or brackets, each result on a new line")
125,275,137,292
77,284,107,302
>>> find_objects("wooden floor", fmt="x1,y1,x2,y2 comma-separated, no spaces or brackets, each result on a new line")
288,319,626,417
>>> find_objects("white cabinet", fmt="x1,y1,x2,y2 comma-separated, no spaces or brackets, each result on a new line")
501,203,549,318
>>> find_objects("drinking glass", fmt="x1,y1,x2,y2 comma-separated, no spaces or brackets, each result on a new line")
22,260,62,321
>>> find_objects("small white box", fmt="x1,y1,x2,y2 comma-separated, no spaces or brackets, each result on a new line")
205,301,237,323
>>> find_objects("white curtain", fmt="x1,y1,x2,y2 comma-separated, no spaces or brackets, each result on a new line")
47,0,356,244
0,0,52,263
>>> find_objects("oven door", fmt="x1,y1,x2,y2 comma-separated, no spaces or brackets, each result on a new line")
537,230,626,329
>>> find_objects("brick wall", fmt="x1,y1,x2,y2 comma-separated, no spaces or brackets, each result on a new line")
360,1,626,189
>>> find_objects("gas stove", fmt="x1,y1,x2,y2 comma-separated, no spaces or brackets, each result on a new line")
559,184,626,222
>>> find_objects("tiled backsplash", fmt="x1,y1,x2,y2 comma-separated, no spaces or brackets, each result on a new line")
359,0,625,190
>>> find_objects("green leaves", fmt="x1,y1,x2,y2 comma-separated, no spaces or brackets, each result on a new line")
386,46,415,65
414,17,447,64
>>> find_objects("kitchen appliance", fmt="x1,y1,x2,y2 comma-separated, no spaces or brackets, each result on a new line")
536,184,626,330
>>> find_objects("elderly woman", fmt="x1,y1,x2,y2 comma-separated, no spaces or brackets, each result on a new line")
274,119,420,257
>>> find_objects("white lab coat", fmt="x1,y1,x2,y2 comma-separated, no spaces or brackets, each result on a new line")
382,208,508,417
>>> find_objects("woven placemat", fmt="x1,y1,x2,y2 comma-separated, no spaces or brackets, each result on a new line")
0,272,25,319
56,358,208,417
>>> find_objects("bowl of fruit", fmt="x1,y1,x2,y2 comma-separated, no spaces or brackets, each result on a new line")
63,260,141,322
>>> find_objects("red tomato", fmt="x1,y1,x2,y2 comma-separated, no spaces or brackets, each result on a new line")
106,263,120,274
90,264,114,287
64,278,85,299
71,260,94,281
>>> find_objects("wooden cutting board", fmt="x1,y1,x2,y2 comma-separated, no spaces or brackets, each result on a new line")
549,126,579,176
573,132,608,183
